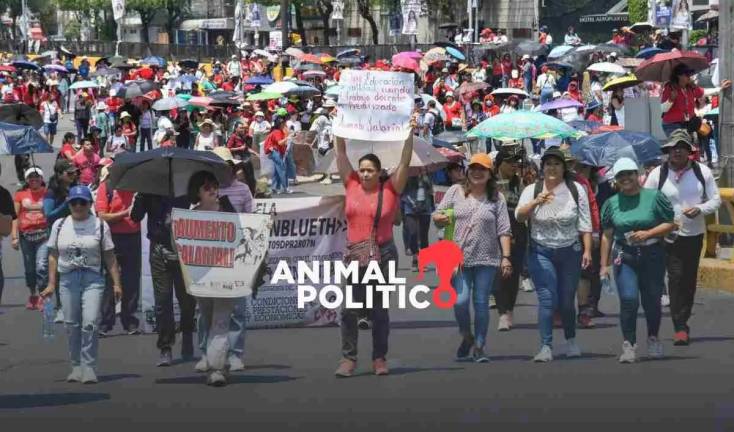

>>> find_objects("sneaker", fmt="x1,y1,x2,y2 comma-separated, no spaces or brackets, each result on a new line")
521,277,535,292
181,333,194,360
66,366,83,383
533,345,553,363
285,188,294,194
411,258,418,272
157,349,173,367
358,318,371,330
26,295,39,310
81,367,98,384
456,335,474,361
334,358,357,377
207,370,227,387
489,296,497,309
566,339,582,358
673,330,689,346
619,341,637,363
647,336,664,359
228,354,245,372
661,294,670,307
98,329,110,338
54,308,64,323
591,308,606,318
373,358,389,375
577,314,595,329
127,327,141,335
194,356,209,373
472,346,489,363
497,313,512,331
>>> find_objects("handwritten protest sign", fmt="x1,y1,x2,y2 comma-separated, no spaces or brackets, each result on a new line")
333,70,414,141
171,209,271,298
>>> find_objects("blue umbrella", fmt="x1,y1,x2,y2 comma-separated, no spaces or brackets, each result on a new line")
548,45,575,59
0,122,53,155
567,120,602,134
571,131,662,167
245,75,275,85
636,47,666,59
141,56,166,68
445,47,466,61
11,60,41,71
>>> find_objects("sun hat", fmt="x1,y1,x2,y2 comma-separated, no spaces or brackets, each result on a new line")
199,118,216,128
468,153,493,170
120,111,131,119
661,129,694,151
322,99,336,108
612,157,639,176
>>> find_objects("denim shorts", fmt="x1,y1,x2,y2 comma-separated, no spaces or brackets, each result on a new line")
44,122,57,135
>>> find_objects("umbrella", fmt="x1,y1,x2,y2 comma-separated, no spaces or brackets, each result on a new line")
295,63,321,71
246,92,281,101
445,47,465,61
285,47,305,58
571,131,661,167
208,90,239,100
188,97,216,108
338,57,362,66
438,23,459,29
468,111,584,141
703,107,718,118
301,54,323,64
432,130,471,148
264,81,299,94
696,9,719,22
567,120,602,134
538,98,584,112
302,70,327,78
152,97,189,111
420,94,445,119
12,61,41,71
111,61,136,70
325,85,341,98
0,104,44,129
337,49,360,59
592,125,623,134
587,62,626,75
395,51,422,60
59,46,75,57
119,80,158,100
594,43,631,56
95,57,110,67
69,80,100,90
548,45,575,59
392,56,420,73
602,74,641,92
635,50,710,82
107,147,232,197
616,57,643,69
636,47,666,59
0,65,16,73
629,22,656,33
423,47,449,64
434,41,461,50
178,59,199,69
141,56,166,68
0,122,54,155
284,86,321,97
43,64,68,74
253,49,271,58
545,61,575,71
457,81,489,95
245,75,275,85
436,146,465,163
513,40,549,56
107,55,127,65
320,55,338,63
573,44,598,54
491,88,530,98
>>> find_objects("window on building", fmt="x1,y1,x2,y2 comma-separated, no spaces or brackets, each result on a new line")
513,28,531,39
347,27,361,38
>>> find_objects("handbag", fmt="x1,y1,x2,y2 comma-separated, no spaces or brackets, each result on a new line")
346,181,384,267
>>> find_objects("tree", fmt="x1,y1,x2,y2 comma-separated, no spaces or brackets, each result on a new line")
163,0,191,46
628,0,648,24
355,0,379,45
291,0,307,47
315,0,332,46
126,0,164,44
56,0,112,40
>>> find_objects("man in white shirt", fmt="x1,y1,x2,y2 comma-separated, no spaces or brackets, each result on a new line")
643,130,721,346
564,26,581,46
495,30,508,44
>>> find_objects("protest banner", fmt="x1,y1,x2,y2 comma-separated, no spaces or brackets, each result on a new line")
401,0,421,35
170,209,271,298
333,69,414,141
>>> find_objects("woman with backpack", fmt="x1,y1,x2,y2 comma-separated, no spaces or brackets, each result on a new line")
40,185,122,384
515,147,593,362
40,93,60,145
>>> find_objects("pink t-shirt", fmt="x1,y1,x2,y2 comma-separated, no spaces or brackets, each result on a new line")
344,172,398,245
73,151,101,186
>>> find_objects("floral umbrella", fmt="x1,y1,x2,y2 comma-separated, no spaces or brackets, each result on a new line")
468,111,584,142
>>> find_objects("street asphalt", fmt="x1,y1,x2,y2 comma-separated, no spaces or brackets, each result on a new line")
0,116,733,430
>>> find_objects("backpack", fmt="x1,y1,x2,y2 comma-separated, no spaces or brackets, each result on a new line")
430,109,445,137
55,215,106,273
532,177,579,206
657,162,708,202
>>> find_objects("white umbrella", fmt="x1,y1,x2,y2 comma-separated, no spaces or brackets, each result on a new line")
263,81,298,94
491,88,530,98
152,97,189,111
69,80,100,90
587,62,626,75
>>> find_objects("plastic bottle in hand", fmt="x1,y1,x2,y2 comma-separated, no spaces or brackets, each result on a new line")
601,274,615,296
42,298,56,340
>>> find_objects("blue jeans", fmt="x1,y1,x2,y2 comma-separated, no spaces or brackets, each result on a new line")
269,151,287,192
19,232,48,295
285,146,297,181
59,269,105,368
35,240,55,307
527,241,582,347
613,242,666,345
197,296,248,358
662,122,686,138
451,265,498,349
139,127,153,152
540,88,554,104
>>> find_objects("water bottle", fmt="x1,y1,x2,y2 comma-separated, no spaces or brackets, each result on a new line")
42,298,56,340
601,275,615,296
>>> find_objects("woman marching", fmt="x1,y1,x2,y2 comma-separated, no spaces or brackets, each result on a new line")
433,153,513,362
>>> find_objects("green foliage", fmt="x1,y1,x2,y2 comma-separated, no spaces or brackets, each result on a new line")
628,0,648,24
63,20,81,41
689,29,707,45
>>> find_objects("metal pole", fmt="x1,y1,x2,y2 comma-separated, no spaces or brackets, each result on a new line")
281,0,289,49
474,0,479,44
720,0,733,186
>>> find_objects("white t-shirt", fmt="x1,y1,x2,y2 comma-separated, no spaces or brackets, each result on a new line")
107,134,128,156
195,132,216,151
48,215,114,274
41,101,59,123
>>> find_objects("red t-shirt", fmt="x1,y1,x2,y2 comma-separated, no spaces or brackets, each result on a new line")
95,181,140,234
264,129,286,156
443,101,463,127
60,142,77,160
73,151,101,185
344,172,399,245
14,188,47,232
661,84,704,124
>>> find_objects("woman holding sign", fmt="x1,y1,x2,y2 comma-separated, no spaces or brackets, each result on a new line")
333,118,416,378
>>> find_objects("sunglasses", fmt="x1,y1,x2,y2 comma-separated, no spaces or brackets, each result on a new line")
69,199,89,207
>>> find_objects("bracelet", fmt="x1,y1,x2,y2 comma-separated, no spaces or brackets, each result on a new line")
502,255,511,259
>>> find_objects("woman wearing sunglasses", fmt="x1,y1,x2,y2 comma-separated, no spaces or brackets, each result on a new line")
40,185,122,383
600,158,675,363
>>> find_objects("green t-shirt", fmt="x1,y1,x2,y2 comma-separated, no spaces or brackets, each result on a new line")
601,188,674,241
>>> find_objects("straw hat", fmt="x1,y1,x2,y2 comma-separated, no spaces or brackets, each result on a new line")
199,118,216,128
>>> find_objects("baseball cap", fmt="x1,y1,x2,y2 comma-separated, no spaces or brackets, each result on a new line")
662,129,694,151
468,153,493,170
24,167,44,178
67,185,93,203
612,157,639,176
541,147,566,166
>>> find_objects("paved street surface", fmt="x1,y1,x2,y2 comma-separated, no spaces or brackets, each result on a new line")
1,116,734,430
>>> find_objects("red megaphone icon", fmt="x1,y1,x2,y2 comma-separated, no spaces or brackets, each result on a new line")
416,240,463,309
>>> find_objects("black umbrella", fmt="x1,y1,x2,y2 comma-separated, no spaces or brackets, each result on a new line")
209,90,239,100
0,122,53,155
90,67,120,78
337,49,360,59
0,104,43,129
438,22,459,29
118,80,159,100
295,63,321,71
179,59,199,70
95,57,110,67
284,85,321,97
512,39,549,56
594,43,631,56
107,147,232,197
338,56,362,66
59,46,75,57
111,61,136,70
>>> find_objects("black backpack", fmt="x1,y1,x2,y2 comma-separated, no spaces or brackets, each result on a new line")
657,162,708,202
430,109,445,137
532,176,579,206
